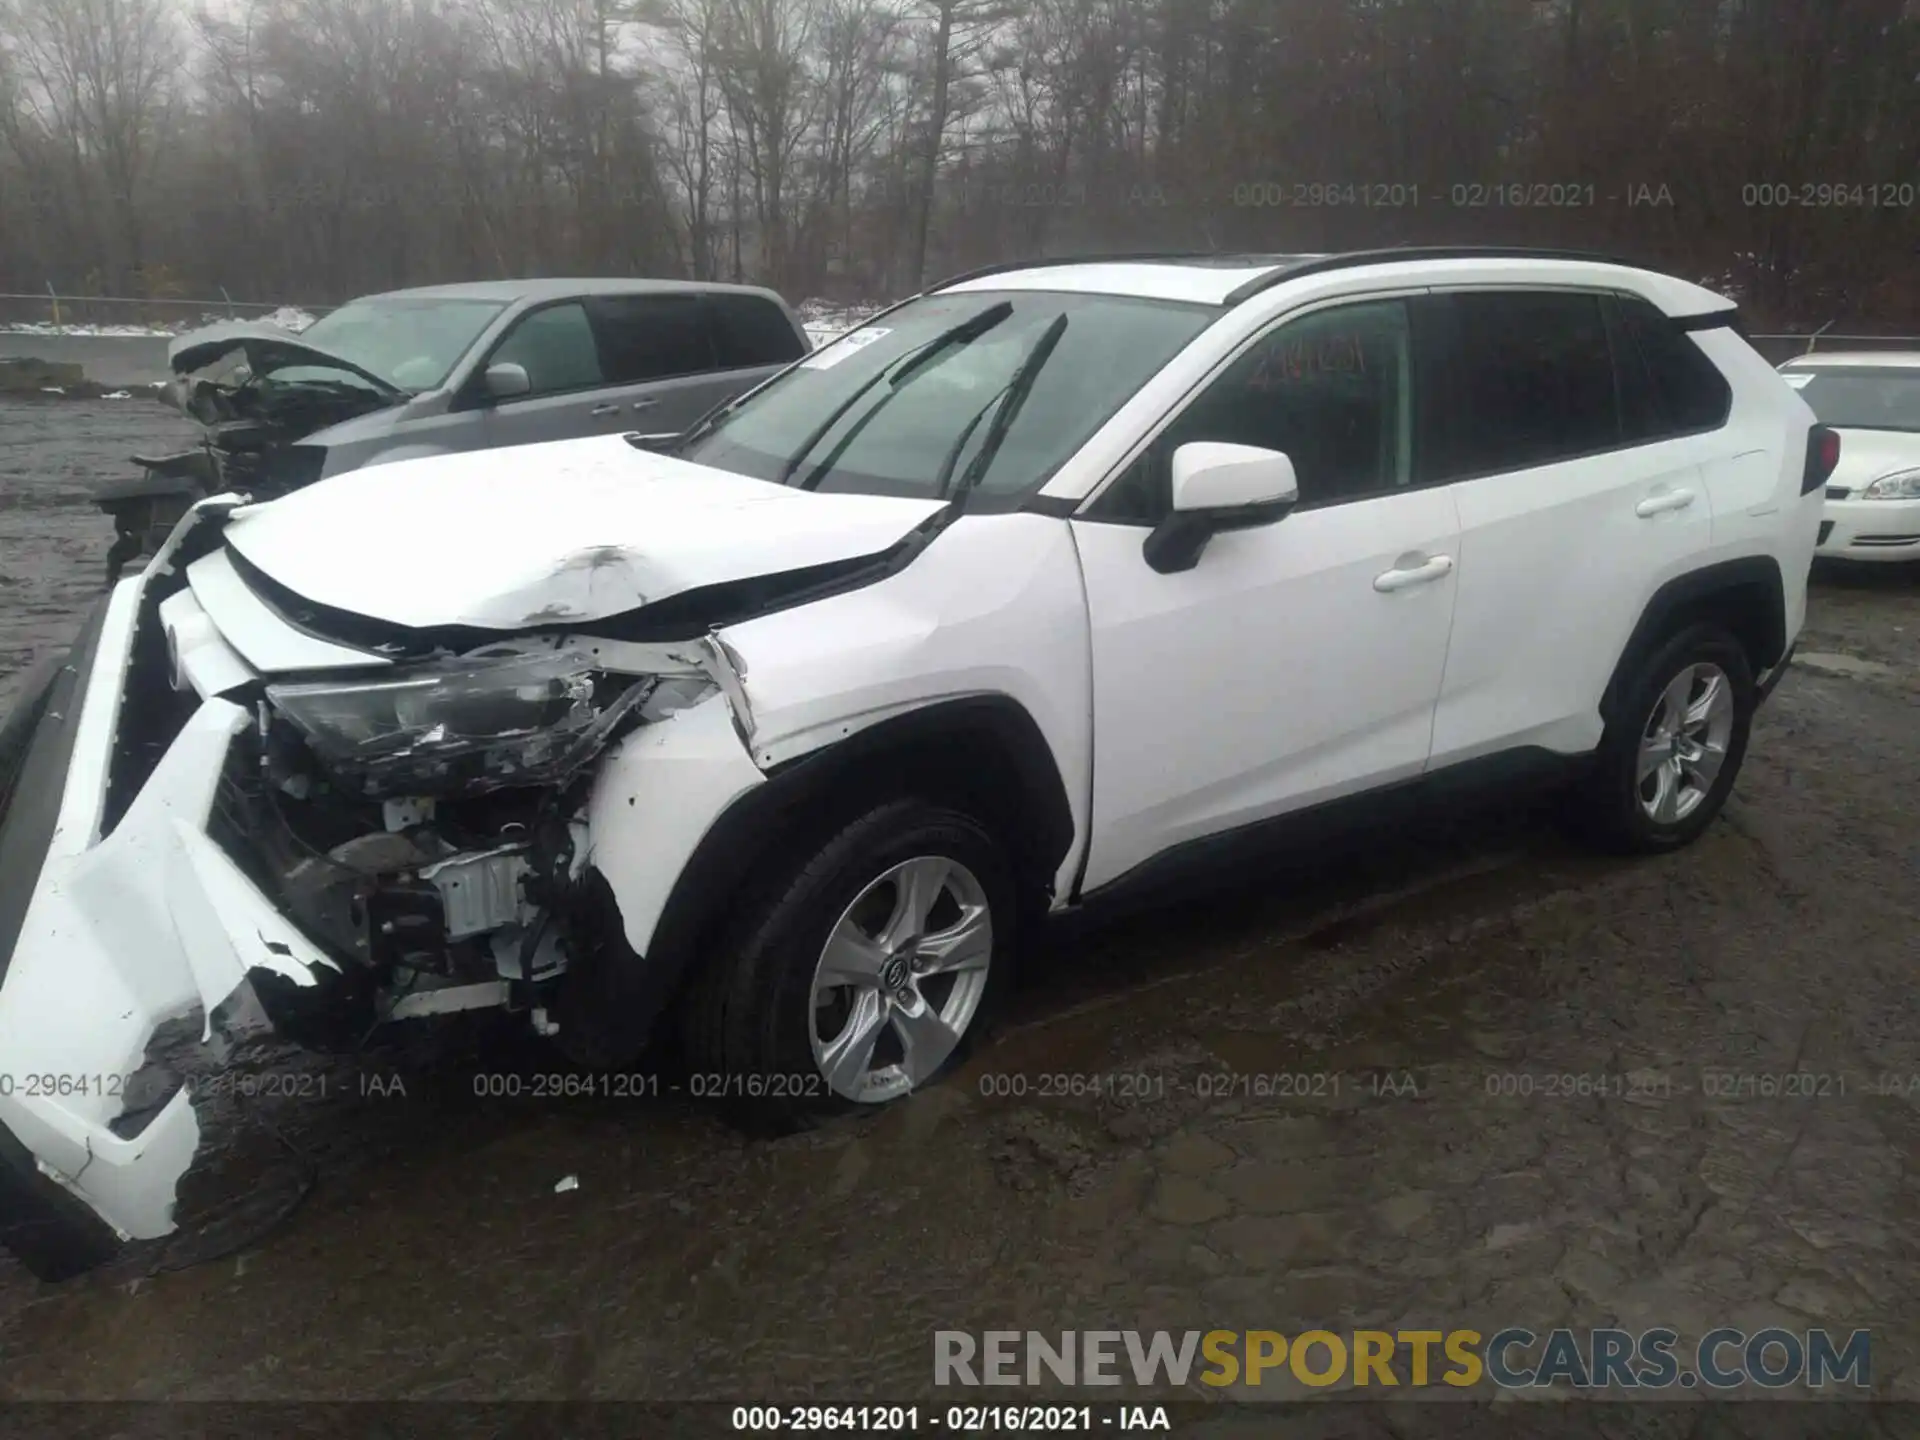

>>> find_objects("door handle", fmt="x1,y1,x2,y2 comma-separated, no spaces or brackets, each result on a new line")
590,403,622,417
1635,488,1696,518
629,397,659,412
1373,554,1454,593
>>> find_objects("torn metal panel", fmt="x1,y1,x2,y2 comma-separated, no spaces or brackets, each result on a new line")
583,692,768,958
386,980,511,1021
421,847,534,940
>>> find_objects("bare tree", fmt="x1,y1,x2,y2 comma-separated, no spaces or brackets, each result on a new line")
3,0,180,289
3,0,1920,326
904,0,1006,287
641,0,728,277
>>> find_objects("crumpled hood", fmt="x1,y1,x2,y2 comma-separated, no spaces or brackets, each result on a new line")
221,433,950,631
168,321,400,396
1826,429,1920,493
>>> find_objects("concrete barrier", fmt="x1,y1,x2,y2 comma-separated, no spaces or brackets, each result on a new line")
0,358,86,394
0,333,172,388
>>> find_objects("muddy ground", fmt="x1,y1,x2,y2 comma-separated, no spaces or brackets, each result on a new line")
1,399,1918,1417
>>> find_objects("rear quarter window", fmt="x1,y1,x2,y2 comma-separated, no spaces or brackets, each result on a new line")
709,293,807,368
1612,295,1733,436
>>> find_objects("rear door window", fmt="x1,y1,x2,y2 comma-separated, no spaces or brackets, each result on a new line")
588,294,719,383
708,293,807,368
1430,290,1621,479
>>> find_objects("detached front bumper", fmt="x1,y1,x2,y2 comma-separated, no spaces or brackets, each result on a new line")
0,571,341,1277
1818,496,1920,560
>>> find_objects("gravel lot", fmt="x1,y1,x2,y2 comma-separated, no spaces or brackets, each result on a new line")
1,398,1917,1412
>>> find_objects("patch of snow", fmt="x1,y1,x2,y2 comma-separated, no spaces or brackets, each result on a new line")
260,305,317,332
0,302,317,339
554,1174,580,1194
101,389,132,400
796,298,882,349
1,320,176,338
39,386,64,394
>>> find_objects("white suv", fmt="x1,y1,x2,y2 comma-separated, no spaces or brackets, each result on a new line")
0,248,1830,1275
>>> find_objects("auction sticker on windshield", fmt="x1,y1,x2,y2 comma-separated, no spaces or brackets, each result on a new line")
802,328,891,369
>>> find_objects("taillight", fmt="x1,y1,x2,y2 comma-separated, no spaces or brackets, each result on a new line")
1802,425,1840,494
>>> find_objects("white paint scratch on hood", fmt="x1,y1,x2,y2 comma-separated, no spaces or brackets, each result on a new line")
221,433,949,631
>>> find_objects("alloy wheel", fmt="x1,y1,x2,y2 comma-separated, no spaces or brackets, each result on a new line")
1636,661,1735,825
808,855,994,1103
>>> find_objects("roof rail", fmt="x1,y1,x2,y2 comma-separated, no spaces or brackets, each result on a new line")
1221,245,1652,305
928,251,1273,293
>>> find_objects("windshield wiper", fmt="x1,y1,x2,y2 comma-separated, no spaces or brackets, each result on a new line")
671,377,764,454
778,301,1014,489
938,313,1069,503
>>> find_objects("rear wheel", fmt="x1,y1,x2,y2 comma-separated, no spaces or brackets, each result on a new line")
681,797,1015,1134
1573,624,1755,854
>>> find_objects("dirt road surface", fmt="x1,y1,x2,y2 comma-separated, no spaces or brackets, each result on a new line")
1,400,1917,1415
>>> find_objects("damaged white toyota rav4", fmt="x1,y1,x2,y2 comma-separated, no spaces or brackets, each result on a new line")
0,248,1828,1277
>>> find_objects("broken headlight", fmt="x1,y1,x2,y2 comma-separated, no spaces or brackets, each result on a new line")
266,647,655,797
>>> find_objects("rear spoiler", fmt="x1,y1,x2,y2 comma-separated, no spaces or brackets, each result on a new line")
1673,307,1748,338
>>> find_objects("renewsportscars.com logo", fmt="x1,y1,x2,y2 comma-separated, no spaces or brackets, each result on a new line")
934,1328,1872,1391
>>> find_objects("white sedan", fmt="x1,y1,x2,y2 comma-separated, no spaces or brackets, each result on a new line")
1779,352,1920,561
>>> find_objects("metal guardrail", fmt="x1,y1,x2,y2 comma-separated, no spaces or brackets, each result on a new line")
1747,333,1920,364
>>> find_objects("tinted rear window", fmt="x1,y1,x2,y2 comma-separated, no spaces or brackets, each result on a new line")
589,294,718,382
709,293,806,368
1432,290,1620,478
1782,366,1920,432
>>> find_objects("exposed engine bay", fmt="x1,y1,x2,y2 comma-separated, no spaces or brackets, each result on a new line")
95,326,407,583
160,572,732,1052
164,328,403,495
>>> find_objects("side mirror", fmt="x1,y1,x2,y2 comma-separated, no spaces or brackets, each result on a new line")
1144,442,1299,574
481,362,532,401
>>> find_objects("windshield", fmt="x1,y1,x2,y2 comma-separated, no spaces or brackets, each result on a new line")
291,296,508,391
678,291,1218,504
1785,366,1920,432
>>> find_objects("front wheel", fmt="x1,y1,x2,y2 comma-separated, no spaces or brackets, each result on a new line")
680,797,1016,1134
1572,624,1755,854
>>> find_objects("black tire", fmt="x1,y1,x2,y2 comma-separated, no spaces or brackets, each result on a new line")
1571,623,1755,855
0,654,63,826
680,797,1017,1136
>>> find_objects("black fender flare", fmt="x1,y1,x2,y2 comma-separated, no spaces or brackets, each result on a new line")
1598,556,1788,727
